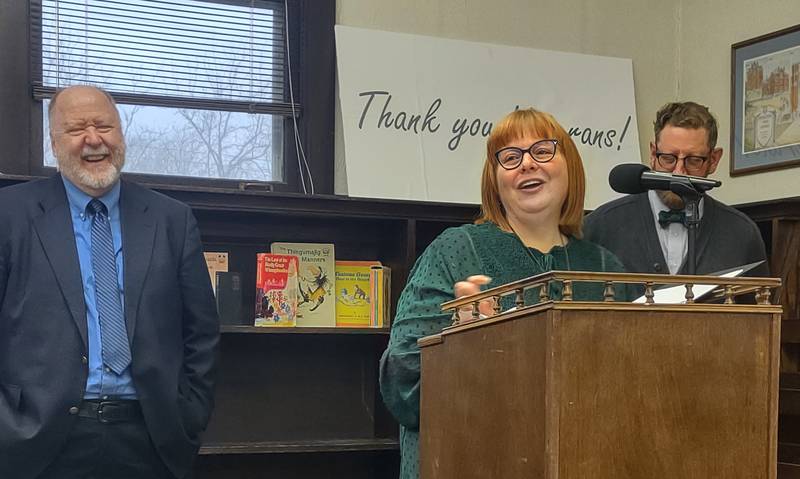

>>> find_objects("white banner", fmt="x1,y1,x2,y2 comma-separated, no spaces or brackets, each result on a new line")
336,26,640,208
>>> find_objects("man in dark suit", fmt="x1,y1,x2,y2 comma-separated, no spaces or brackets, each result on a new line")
0,85,219,478
584,101,768,276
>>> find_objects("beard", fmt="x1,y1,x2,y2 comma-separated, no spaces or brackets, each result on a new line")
656,190,685,210
55,143,126,194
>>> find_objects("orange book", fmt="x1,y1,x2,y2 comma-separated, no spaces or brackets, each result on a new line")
254,253,299,327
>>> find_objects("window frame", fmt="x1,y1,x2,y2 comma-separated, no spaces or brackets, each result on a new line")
0,0,335,194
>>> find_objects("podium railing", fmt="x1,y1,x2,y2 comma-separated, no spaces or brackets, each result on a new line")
441,270,782,325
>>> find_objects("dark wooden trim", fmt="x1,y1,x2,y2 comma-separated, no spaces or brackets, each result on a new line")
285,0,336,195
782,372,800,390
777,461,800,478
735,196,800,221
729,28,737,178
732,23,800,54
729,159,800,178
199,438,399,455
220,325,389,335
780,443,800,466
784,321,800,344
278,0,303,194
782,390,800,416
0,174,481,221
0,0,33,176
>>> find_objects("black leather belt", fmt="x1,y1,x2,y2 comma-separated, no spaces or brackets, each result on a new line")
78,399,142,423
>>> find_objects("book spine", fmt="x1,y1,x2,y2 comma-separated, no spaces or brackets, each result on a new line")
383,266,391,327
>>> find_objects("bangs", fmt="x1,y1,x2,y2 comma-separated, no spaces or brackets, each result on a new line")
487,109,560,157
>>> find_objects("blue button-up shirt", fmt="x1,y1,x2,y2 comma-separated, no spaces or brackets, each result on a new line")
62,177,137,399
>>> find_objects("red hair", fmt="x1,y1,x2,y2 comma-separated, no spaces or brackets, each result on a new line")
477,108,586,238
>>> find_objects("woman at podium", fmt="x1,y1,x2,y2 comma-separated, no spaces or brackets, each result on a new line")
379,108,627,479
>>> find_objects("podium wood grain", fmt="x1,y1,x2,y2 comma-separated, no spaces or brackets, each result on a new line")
419,302,781,479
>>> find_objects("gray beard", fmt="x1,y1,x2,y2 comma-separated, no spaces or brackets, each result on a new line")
55,146,125,193
656,190,685,210
66,163,121,191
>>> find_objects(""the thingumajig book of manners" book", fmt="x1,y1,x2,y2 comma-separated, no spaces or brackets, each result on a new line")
270,242,335,327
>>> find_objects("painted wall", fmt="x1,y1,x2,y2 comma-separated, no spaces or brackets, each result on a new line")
335,0,800,204
678,0,799,205
334,0,679,197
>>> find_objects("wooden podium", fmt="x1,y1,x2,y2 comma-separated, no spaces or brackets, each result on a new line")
418,272,782,479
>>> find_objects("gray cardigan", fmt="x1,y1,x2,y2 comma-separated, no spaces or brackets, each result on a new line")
583,193,769,276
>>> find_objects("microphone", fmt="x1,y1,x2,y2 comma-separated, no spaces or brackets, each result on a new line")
609,163,721,195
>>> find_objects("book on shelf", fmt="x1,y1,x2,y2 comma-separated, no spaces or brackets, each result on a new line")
203,252,228,296
254,253,299,327
216,271,243,324
335,261,391,328
370,265,391,328
270,242,336,327
335,260,379,327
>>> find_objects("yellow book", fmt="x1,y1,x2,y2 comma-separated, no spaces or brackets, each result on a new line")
335,260,381,327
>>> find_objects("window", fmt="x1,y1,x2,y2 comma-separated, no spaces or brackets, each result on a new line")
32,0,293,184
1,0,333,192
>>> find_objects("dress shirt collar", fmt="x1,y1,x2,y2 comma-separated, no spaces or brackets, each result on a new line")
61,175,121,218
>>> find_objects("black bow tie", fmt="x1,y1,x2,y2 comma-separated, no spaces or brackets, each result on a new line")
658,209,686,228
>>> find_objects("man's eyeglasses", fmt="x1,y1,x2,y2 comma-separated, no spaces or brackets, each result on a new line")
654,151,709,173
495,139,558,170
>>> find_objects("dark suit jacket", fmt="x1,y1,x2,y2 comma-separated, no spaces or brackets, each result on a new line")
583,192,769,276
0,175,219,479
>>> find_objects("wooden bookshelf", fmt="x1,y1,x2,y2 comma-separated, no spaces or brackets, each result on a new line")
220,325,391,335
187,185,475,477
199,438,400,455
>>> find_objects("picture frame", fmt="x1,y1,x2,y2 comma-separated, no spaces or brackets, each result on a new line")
730,24,800,176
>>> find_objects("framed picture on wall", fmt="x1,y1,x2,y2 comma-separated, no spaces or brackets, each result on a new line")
730,24,800,176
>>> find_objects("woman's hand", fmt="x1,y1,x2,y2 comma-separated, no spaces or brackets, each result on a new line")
454,275,494,322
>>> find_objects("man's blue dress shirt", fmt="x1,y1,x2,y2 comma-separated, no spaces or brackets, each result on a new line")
62,176,137,399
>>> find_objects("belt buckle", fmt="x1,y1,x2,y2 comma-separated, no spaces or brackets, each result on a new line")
97,400,122,424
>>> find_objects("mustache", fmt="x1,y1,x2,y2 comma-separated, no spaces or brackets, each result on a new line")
81,146,111,157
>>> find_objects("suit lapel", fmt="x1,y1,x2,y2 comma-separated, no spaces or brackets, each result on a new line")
32,175,88,349
120,181,156,341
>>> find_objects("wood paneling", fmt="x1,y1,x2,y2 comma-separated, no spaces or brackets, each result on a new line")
772,220,800,321
421,303,781,479
737,198,800,477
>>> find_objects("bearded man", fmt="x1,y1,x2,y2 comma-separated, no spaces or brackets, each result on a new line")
584,101,768,276
0,85,219,479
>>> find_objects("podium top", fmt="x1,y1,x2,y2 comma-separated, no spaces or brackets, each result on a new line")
440,270,782,327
